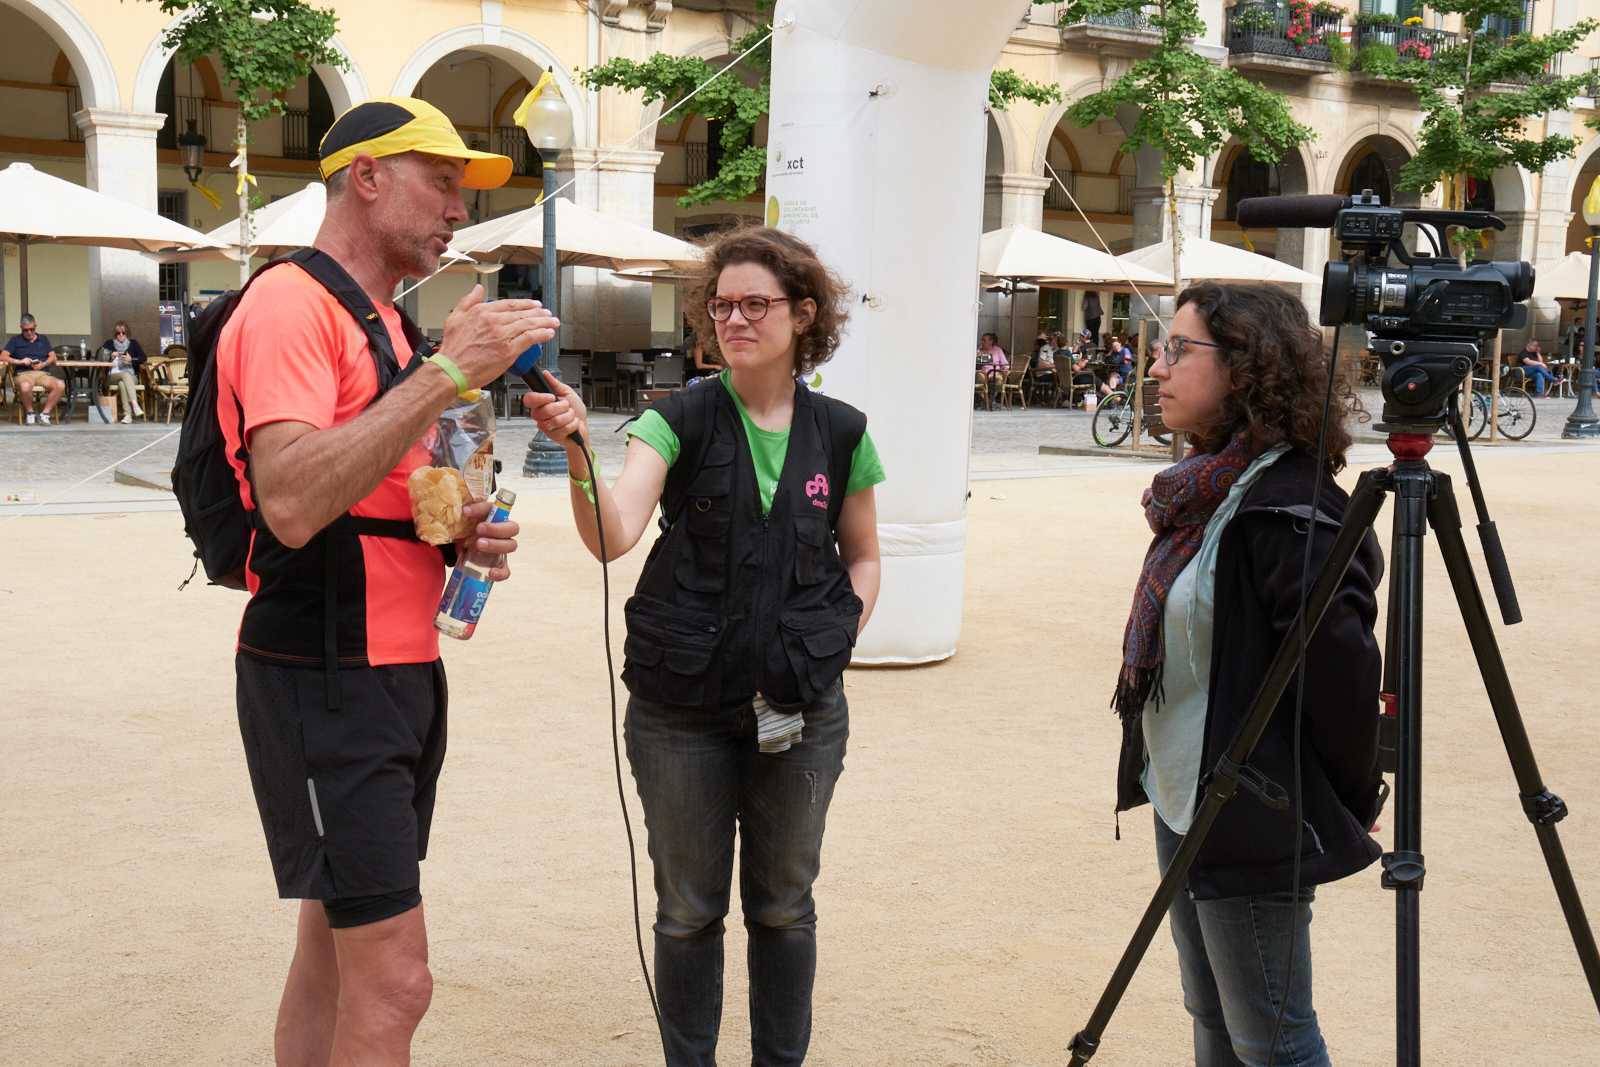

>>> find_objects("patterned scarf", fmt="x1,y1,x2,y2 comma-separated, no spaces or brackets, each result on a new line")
1112,433,1254,723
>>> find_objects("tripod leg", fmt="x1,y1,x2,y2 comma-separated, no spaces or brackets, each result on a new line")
1066,468,1390,1065
1426,473,1600,1012
1384,464,1430,1067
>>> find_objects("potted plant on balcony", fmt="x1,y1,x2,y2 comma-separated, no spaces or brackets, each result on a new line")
1230,2,1283,54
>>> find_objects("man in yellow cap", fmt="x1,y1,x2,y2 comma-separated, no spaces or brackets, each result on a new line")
214,96,556,1063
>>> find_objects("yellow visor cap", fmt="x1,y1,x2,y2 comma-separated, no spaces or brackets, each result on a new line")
318,96,513,190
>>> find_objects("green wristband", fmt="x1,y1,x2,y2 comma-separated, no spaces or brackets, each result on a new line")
426,353,470,397
569,450,599,504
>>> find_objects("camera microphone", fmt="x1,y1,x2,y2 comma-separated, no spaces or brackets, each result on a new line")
511,344,586,451
1236,195,1351,230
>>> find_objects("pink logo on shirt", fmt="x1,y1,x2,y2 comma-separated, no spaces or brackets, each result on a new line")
805,472,830,510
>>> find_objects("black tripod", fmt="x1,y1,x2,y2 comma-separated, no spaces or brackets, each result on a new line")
1066,415,1600,1066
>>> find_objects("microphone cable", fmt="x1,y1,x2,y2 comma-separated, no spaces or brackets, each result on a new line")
564,432,667,1060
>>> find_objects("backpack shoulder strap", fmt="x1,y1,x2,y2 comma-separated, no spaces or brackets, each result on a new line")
285,248,412,398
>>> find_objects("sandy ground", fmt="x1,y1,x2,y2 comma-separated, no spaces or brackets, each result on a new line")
4,442,1600,1065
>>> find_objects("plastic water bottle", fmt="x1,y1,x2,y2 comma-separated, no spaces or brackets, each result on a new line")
435,487,516,640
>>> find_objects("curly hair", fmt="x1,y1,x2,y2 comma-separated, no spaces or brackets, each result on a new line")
1176,283,1354,472
686,225,851,379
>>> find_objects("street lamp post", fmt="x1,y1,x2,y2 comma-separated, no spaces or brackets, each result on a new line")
1561,176,1600,439
520,88,576,475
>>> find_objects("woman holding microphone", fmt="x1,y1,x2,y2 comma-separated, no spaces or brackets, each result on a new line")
1113,282,1387,1066
525,225,884,1067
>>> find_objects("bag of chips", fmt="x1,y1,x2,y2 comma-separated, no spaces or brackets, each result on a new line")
408,392,497,545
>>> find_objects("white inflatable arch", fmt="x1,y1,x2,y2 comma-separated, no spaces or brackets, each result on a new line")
765,0,1020,663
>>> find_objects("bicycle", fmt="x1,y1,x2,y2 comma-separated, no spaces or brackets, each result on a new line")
1442,376,1536,442
1092,383,1172,448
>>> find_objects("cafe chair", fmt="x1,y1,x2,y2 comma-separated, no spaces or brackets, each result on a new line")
151,357,190,423
999,364,1029,410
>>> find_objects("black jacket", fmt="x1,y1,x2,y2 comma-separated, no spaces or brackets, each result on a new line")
622,380,866,712
1116,449,1388,900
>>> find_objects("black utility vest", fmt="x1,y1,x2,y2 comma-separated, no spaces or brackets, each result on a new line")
622,380,867,712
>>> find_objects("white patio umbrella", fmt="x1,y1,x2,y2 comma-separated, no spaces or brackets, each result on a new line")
155,181,328,264
1120,235,1317,287
448,198,704,272
1532,250,1596,302
978,225,1172,354
0,161,223,310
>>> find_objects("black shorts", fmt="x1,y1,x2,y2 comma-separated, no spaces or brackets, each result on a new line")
235,653,448,902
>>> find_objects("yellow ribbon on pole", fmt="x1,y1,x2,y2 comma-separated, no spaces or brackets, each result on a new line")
1240,230,1256,254
514,71,557,204
512,70,556,128
229,150,258,197
1585,175,1600,222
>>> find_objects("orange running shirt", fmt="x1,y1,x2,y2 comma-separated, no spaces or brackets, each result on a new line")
215,262,443,666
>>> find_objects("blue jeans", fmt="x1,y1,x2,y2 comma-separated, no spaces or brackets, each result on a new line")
1155,814,1330,1067
1523,365,1554,397
625,681,849,1066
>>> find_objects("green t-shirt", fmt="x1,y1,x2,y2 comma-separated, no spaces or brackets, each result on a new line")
625,371,886,516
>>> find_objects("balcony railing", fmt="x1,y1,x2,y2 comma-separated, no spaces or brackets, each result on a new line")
685,140,710,184
494,126,542,177
282,108,313,160
1353,21,1459,67
66,85,83,143
1226,3,1343,65
1043,171,1076,212
1063,5,1156,32
157,94,212,151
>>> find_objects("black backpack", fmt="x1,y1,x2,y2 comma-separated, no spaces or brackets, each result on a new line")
172,248,433,590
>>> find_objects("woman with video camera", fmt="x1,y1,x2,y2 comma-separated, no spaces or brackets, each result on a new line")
524,225,884,1066
1113,283,1388,1066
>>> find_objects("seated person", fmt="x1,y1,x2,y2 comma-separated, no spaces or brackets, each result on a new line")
1519,339,1554,397
100,320,148,422
2,314,64,425
1033,334,1056,372
1106,335,1134,391
977,332,1009,373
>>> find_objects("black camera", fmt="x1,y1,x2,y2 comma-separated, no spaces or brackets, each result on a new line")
1238,190,1537,434
1318,192,1533,339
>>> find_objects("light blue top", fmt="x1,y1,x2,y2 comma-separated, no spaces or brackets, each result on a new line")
1143,446,1289,834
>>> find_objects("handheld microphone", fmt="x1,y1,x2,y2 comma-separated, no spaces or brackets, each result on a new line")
511,343,585,451
1235,194,1351,230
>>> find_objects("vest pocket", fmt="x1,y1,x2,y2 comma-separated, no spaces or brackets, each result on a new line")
676,453,734,593
622,594,722,707
777,608,856,706
792,515,838,586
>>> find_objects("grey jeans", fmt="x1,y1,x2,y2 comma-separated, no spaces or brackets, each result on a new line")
625,680,849,1067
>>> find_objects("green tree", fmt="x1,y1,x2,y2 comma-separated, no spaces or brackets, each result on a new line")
579,22,1061,208
149,0,347,282
1051,0,1314,295
1356,0,1599,262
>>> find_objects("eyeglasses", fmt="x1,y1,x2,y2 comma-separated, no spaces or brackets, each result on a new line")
1162,335,1224,367
114,329,127,336
707,296,790,323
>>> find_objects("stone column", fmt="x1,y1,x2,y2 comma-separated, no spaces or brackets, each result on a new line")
552,146,663,354
74,109,166,349
1130,182,1220,330
980,172,1050,348
1534,122,1578,350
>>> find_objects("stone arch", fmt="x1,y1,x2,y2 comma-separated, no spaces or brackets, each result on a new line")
1213,138,1313,273
2,0,117,108
1327,126,1419,198
1030,76,1111,175
985,104,1023,177
391,25,589,148
134,25,367,115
